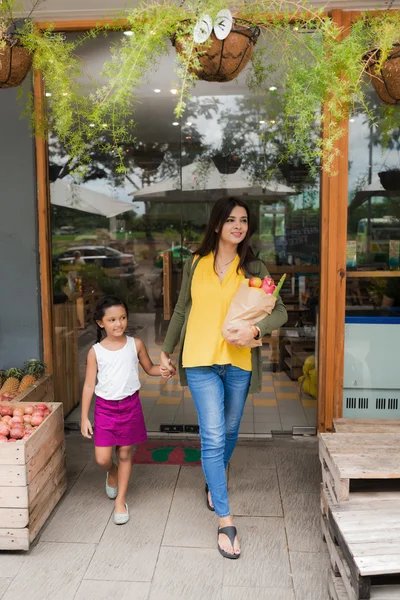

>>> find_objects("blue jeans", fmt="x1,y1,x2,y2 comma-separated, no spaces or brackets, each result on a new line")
186,365,251,517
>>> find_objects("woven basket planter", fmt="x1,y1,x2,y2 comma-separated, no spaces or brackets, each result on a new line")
173,19,260,83
364,43,400,105
378,169,400,191
0,36,32,88
212,153,242,174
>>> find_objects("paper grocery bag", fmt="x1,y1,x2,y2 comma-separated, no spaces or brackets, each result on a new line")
222,282,277,348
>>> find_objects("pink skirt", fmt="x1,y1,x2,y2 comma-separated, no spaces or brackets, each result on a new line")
94,392,148,447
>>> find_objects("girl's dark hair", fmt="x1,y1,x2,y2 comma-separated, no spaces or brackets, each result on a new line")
94,296,129,343
196,197,258,274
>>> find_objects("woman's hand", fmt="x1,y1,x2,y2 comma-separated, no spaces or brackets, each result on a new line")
225,325,257,347
160,351,176,376
81,417,93,439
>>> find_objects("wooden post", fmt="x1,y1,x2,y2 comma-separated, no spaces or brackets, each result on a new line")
317,9,351,432
33,70,53,374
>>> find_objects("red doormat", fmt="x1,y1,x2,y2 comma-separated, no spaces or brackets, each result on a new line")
133,441,201,466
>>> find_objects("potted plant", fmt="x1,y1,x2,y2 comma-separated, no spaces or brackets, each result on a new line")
212,152,242,174
378,168,400,191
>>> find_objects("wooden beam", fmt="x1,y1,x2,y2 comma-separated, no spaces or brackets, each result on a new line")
33,70,53,374
318,9,351,433
347,271,400,278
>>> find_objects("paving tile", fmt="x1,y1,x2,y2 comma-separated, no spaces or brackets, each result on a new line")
163,467,216,548
277,400,307,416
222,517,292,588
149,547,223,600
159,391,183,398
3,542,96,600
253,407,280,422
282,493,326,552
75,580,150,600
276,393,300,401
84,465,179,582
222,587,295,600
304,407,318,426
65,434,94,487
0,551,26,578
157,396,181,405
229,445,276,471
229,467,283,517
41,459,114,543
290,551,330,600
140,390,161,397
275,447,321,495
0,579,13,599
302,399,318,407
255,422,282,434
239,422,255,434
253,398,277,407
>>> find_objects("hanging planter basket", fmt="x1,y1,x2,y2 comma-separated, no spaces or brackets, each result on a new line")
172,18,260,83
378,169,400,191
212,153,242,174
131,144,165,172
364,43,400,105
0,36,32,88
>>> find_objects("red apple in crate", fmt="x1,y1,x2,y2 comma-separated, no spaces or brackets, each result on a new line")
34,404,47,412
24,405,34,415
31,415,43,426
2,415,12,424
249,277,262,288
23,415,32,424
13,407,24,416
8,438,17,442
0,423,10,436
10,428,24,439
11,416,23,425
0,406,12,417
0,435,8,442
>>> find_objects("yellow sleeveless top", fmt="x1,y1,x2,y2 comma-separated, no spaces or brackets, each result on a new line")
182,252,251,371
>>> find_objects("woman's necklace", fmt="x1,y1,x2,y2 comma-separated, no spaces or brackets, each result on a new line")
215,256,235,275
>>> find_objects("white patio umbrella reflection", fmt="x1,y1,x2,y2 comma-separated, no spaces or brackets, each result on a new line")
50,178,135,218
130,161,296,201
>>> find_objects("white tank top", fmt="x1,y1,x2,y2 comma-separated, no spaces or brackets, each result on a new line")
93,336,141,401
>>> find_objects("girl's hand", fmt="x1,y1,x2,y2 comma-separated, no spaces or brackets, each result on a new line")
81,417,93,439
225,325,256,347
160,351,176,376
160,365,174,379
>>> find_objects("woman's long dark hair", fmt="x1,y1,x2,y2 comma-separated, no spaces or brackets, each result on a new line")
196,197,258,274
94,296,129,343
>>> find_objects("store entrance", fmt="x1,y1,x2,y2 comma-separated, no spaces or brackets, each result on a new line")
49,33,320,437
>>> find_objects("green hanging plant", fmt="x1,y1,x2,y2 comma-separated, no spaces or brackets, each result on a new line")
2,0,400,178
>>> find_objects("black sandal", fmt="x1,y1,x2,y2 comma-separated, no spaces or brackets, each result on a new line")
205,483,215,512
217,526,240,559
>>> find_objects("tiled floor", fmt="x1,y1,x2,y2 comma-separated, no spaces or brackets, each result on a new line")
0,434,329,600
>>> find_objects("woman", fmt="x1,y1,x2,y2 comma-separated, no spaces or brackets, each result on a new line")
160,197,288,559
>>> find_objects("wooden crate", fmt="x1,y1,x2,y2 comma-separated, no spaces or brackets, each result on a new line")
322,486,400,600
333,419,400,434
11,374,53,405
319,433,400,504
0,402,67,550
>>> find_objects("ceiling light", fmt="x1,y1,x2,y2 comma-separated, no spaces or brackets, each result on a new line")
270,119,276,124
186,121,193,126
259,120,266,124
349,118,355,122
45,92,52,97
170,89,178,95
124,31,134,36
89,123,95,128
62,92,68,96
269,86,277,91
154,88,161,93
172,121,179,126
293,26,299,31
185,136,192,140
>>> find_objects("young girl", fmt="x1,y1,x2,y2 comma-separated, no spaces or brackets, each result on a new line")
81,295,171,525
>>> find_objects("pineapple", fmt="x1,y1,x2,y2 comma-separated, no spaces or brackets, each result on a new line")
0,371,6,389
18,359,46,393
0,368,24,394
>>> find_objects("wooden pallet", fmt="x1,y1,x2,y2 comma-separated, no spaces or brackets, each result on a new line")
328,571,400,600
0,402,67,550
333,419,400,434
322,486,400,600
319,433,400,503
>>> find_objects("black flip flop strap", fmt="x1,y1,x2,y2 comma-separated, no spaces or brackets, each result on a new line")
218,526,237,548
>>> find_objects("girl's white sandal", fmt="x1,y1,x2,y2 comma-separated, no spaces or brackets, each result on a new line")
106,469,118,499
114,503,129,525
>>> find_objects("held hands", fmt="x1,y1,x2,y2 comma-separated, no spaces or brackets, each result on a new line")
81,417,93,439
224,325,257,347
160,351,177,378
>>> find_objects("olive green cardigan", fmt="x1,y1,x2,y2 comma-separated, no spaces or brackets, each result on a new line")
162,255,288,394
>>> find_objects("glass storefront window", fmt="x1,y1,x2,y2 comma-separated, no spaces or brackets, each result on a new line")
49,32,321,435
344,89,400,419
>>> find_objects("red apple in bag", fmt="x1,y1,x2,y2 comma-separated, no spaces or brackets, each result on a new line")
261,276,276,295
